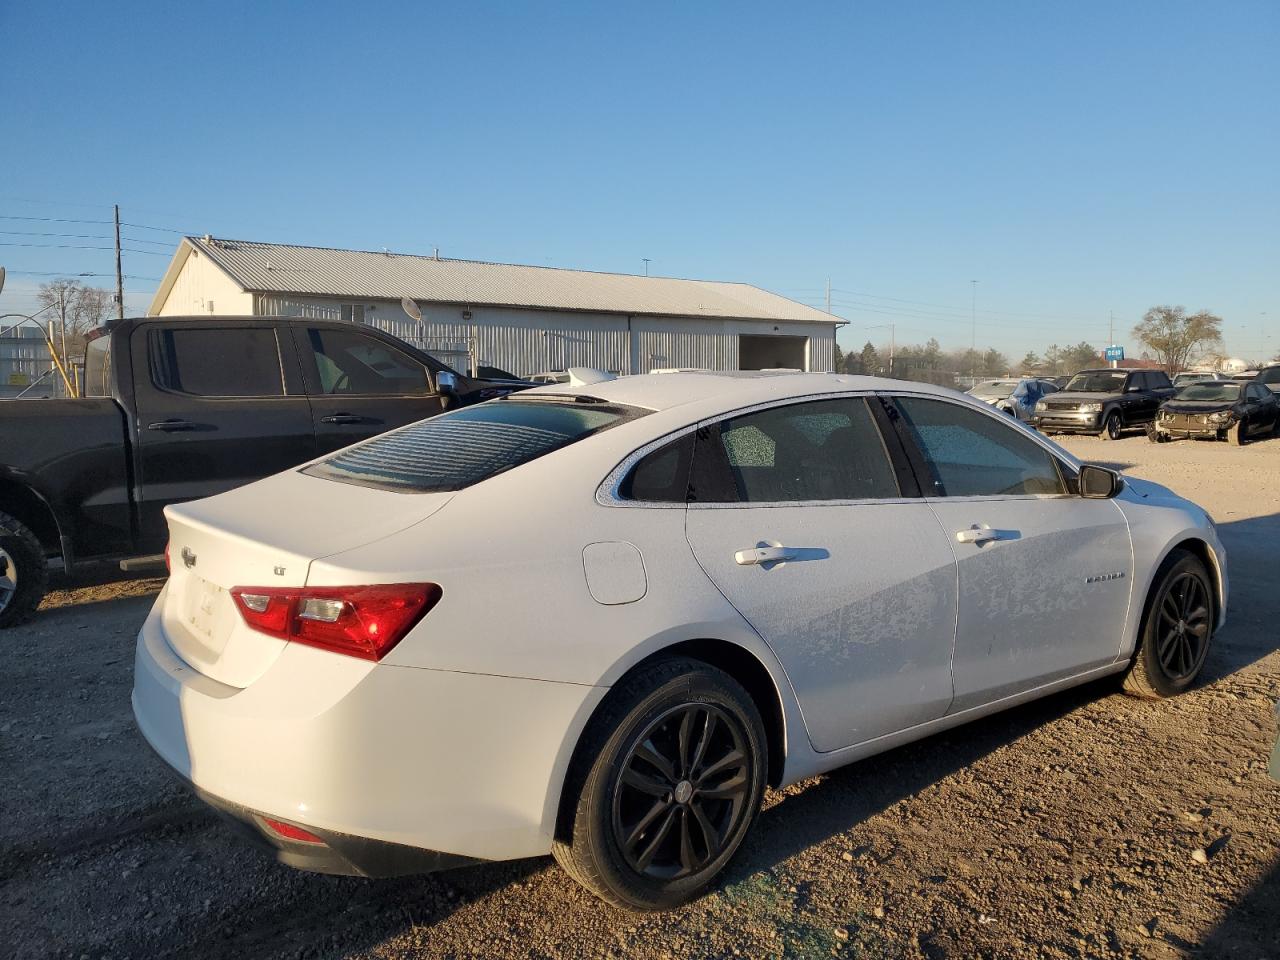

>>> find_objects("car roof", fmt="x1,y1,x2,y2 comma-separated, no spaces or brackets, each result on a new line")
518,371,962,413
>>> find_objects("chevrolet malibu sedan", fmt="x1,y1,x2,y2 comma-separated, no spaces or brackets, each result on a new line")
133,373,1227,910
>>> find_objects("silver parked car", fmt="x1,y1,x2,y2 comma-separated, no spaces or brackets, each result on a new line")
967,377,1059,422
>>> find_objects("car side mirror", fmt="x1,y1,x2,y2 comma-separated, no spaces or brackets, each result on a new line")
1079,463,1122,499
1126,383,1143,393
435,370,459,395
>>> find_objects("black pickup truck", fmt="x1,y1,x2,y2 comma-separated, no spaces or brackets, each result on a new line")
0,316,532,626
1029,367,1176,440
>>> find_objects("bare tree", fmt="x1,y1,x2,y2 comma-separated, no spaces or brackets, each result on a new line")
1132,306,1223,375
36,279,114,360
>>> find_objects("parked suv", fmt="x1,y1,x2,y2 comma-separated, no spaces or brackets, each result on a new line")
1253,364,1280,398
1031,368,1175,439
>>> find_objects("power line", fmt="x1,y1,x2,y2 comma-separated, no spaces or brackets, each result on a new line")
0,241,170,255
1,214,195,235
3,269,160,280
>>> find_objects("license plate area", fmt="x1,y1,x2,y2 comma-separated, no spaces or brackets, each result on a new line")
178,575,235,661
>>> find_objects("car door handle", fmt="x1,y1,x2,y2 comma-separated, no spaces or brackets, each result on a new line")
319,413,371,424
147,419,198,432
955,525,1016,545
735,546,799,565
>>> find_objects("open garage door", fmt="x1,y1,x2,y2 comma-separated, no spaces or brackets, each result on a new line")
738,334,807,371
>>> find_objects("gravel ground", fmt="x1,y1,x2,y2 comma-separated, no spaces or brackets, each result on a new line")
3,432,1279,959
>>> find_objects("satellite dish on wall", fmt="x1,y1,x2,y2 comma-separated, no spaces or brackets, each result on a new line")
401,297,423,323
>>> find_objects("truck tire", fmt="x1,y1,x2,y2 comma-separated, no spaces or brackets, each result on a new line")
0,512,48,628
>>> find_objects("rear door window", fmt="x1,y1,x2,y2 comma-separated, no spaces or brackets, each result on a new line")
305,399,646,492
690,397,901,503
147,327,284,397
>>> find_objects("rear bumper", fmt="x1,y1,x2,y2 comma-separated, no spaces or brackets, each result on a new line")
132,599,606,867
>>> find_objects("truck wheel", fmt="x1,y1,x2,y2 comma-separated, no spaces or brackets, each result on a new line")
0,512,48,629
1100,411,1122,441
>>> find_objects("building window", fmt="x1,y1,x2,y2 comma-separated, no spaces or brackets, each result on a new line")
340,304,367,325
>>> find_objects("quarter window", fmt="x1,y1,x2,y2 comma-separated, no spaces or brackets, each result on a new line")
894,396,1065,497
619,434,695,503
147,327,284,397
691,397,900,503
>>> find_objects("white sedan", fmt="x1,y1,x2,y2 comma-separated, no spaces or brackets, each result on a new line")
132,373,1226,910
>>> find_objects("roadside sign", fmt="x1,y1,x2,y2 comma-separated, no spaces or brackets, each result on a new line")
1105,345,1124,362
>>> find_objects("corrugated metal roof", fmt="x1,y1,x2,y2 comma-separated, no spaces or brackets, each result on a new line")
165,237,840,325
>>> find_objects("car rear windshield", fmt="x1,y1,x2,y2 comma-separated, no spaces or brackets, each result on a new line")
1177,383,1239,402
970,381,1018,398
1064,371,1127,393
303,399,645,493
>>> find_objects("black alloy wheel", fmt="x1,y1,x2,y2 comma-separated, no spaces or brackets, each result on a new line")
1102,410,1123,440
611,703,751,880
553,657,767,910
1123,549,1214,698
1152,571,1212,682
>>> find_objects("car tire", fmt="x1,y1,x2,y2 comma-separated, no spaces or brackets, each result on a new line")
1228,421,1248,446
552,656,767,911
1100,410,1122,441
1121,549,1214,699
0,511,48,629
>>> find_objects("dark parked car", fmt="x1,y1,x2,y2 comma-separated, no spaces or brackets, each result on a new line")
1030,368,1176,439
0,316,534,627
1149,380,1279,445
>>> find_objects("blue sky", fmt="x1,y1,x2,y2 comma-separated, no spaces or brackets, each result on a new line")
2,1,1276,361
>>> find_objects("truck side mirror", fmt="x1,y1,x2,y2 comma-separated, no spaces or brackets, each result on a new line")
1079,464,1122,499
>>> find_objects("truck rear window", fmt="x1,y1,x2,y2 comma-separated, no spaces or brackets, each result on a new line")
303,399,646,492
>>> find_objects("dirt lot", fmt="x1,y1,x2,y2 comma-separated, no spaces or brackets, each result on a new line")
3,432,1278,959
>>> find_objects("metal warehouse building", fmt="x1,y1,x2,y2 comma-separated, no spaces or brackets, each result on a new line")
148,237,841,376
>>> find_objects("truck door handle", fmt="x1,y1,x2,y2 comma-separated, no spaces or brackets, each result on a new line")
320,413,371,424
955,524,1015,545
147,419,198,432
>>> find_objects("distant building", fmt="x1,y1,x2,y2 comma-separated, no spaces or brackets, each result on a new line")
148,237,842,376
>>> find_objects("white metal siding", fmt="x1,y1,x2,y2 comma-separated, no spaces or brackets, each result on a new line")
207,293,834,378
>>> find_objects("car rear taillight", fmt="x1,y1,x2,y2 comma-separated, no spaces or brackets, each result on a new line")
164,542,170,574
229,583,441,661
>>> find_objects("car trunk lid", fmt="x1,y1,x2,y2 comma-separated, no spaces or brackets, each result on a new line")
160,468,452,687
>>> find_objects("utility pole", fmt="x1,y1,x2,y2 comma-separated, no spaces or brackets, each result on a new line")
642,258,651,277
1108,311,1115,369
113,204,124,320
825,277,831,315
970,280,979,382
889,322,896,376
